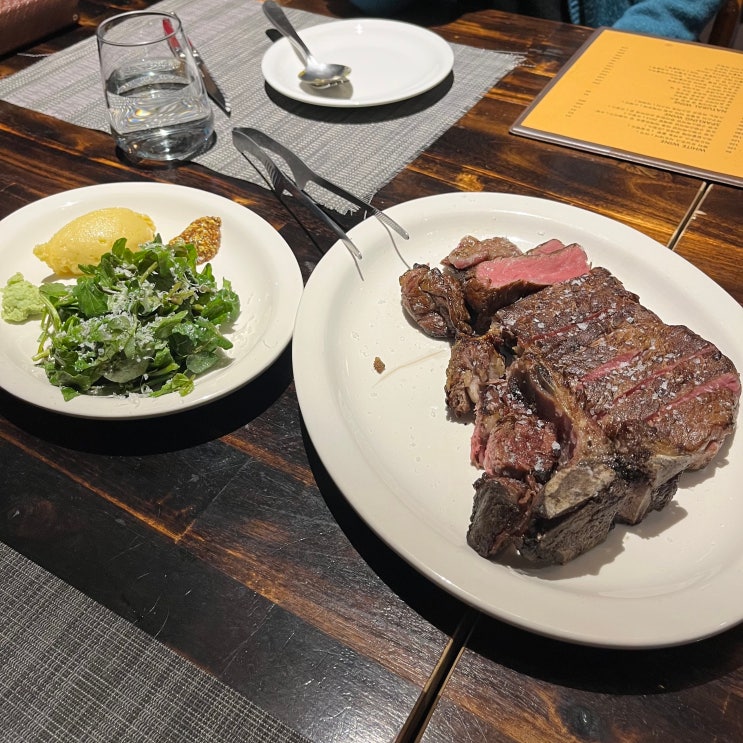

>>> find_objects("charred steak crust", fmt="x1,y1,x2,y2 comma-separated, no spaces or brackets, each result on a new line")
399,263,472,338
445,332,506,417
467,474,538,558
400,238,741,566
442,235,522,270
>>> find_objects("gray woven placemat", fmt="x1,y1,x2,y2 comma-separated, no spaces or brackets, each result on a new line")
0,541,312,743
0,0,522,212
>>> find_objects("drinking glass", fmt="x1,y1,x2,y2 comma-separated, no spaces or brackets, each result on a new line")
96,11,214,162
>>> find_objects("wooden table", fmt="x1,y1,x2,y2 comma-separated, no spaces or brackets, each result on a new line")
1,2,741,742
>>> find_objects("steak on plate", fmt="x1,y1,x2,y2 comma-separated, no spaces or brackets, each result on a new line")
400,238,741,566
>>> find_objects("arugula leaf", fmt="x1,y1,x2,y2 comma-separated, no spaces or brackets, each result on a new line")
73,277,110,317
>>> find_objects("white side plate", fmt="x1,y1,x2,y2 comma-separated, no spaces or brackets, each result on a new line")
261,18,454,107
0,183,303,419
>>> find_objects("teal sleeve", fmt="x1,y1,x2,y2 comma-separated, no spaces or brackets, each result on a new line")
611,0,724,40
568,0,724,40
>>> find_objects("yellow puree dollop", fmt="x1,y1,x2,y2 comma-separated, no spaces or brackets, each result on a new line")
33,207,155,276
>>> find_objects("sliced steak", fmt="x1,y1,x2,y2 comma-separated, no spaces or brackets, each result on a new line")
495,267,655,354
463,242,591,330
399,236,740,566
508,353,619,521
471,378,560,482
562,322,709,415
399,263,472,338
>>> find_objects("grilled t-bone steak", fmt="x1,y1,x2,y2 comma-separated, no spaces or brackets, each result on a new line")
400,238,741,565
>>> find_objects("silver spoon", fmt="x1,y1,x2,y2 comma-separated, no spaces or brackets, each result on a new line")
263,1,351,88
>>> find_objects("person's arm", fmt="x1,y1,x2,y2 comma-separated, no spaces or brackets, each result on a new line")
612,0,725,40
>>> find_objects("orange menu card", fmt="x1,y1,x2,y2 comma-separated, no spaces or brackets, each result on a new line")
511,28,743,187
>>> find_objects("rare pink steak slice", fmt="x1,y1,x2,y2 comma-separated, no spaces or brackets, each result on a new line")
463,241,591,329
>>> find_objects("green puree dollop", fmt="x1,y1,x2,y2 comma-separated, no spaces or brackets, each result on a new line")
1,273,45,322
3,238,240,401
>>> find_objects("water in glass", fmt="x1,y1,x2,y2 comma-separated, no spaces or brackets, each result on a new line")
97,11,214,162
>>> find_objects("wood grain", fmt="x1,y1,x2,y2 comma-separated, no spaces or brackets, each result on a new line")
421,616,743,742
674,184,743,304
1,2,740,742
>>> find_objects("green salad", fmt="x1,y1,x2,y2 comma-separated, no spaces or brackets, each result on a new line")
5,237,240,401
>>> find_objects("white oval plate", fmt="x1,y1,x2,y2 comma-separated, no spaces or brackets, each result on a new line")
293,191,743,648
0,183,303,419
261,18,454,108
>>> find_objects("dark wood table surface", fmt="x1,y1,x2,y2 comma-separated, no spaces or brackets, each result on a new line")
1,2,741,742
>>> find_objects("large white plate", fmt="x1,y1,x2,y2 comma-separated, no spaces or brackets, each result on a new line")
261,18,454,107
0,183,303,419
293,191,743,648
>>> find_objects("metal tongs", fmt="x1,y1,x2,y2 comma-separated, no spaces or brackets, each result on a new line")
232,127,409,260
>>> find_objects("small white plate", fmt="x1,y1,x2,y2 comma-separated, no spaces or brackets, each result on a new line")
0,183,303,419
261,18,454,107
293,191,743,648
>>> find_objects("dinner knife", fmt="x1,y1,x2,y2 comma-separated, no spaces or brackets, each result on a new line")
162,18,231,116
188,41,231,117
